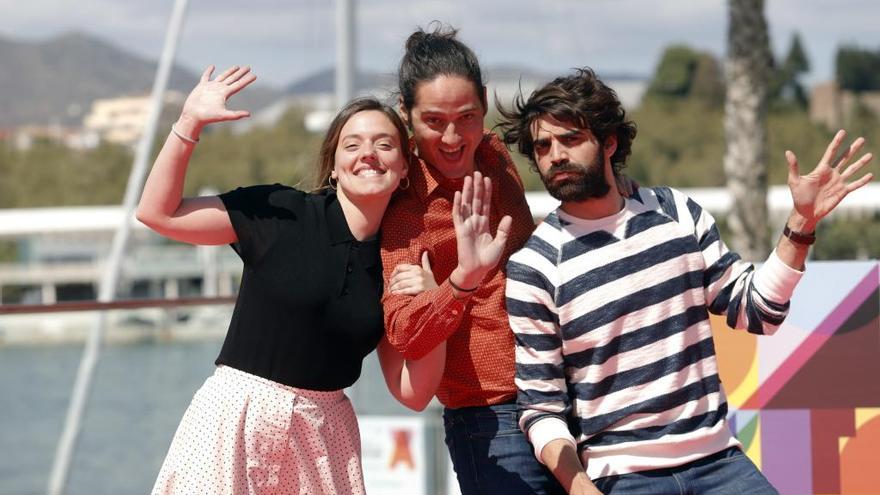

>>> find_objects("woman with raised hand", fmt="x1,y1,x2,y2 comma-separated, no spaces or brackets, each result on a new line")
138,65,446,494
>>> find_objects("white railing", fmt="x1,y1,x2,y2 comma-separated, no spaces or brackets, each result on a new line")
525,183,880,221
3,183,877,239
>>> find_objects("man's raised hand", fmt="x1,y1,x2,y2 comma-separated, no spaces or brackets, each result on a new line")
450,171,513,290
786,129,874,232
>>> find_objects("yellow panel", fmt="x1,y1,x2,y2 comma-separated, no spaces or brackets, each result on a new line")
842,408,880,452
855,408,880,430
727,351,759,407
745,417,762,469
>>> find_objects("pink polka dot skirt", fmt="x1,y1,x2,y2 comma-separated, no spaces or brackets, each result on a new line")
152,366,365,494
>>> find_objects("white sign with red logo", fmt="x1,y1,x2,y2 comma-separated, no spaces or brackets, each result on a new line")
359,416,428,495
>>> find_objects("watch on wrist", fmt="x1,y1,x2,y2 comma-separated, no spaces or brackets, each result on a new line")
783,224,816,245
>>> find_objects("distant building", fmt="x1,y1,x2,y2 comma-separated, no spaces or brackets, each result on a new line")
8,124,96,151
82,91,184,147
0,205,241,306
810,81,880,130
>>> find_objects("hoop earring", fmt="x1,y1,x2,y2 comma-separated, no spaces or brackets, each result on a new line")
328,176,338,190
398,176,410,190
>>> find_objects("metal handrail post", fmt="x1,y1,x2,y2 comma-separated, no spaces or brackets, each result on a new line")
335,0,355,110
46,1,190,493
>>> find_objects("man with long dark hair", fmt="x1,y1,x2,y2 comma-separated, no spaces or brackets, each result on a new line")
380,25,567,494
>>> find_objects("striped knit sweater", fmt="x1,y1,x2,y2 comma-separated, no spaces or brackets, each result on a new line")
506,187,803,480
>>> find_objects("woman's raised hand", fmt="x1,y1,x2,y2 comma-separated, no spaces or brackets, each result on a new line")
180,65,257,126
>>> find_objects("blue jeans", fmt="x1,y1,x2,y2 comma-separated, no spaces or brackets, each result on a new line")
443,402,566,495
592,447,778,494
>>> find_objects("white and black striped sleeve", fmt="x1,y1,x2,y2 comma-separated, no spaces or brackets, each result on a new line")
506,230,576,462
669,188,804,335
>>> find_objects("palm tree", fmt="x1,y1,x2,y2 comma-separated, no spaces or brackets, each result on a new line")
723,0,772,261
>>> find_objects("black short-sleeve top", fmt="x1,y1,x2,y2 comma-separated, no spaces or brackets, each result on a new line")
216,184,384,391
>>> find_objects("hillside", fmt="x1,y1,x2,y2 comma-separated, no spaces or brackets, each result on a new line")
0,31,280,127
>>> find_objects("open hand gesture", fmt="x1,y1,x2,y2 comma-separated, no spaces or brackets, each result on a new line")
180,65,256,126
451,171,513,288
787,129,873,229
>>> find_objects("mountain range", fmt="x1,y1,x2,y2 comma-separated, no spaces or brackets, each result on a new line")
0,31,645,128
0,31,283,127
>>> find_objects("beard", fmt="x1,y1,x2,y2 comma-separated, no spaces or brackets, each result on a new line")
541,154,611,202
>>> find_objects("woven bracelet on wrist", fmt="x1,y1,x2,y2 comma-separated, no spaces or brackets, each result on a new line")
449,279,478,293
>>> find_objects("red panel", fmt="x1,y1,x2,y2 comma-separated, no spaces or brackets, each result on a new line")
810,409,855,494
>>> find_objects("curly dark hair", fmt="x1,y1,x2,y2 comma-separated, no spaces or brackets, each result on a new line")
496,68,637,175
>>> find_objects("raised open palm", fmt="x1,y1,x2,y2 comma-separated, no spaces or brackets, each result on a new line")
452,171,513,287
787,130,873,224
181,65,257,125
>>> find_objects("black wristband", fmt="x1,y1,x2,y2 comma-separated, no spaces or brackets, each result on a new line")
783,224,816,245
449,278,478,293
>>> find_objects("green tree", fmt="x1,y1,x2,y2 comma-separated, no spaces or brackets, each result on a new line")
645,45,725,108
646,45,701,100
813,215,880,260
690,53,726,107
770,32,811,108
0,139,131,207
784,32,810,75
627,99,726,187
836,46,880,92
183,107,324,196
0,107,326,209
0,240,17,263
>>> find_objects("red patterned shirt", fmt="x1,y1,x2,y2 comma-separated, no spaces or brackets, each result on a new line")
380,131,536,408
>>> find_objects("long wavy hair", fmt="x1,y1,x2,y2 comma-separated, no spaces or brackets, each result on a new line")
313,97,412,191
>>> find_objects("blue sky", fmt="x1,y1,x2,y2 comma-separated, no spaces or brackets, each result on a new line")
2,0,877,88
